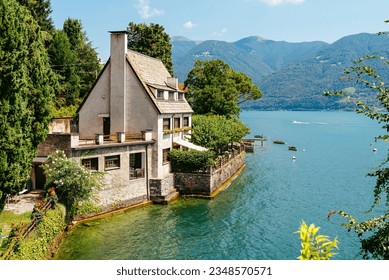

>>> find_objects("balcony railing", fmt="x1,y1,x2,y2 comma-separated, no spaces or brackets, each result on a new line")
78,131,150,146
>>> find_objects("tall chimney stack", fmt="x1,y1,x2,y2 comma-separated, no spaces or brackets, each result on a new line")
109,31,128,134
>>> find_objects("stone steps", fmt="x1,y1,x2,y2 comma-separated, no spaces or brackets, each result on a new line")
150,188,179,204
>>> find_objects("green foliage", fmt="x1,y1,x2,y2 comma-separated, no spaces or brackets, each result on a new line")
325,27,389,259
42,151,103,218
8,206,66,260
48,29,80,106
185,59,261,116
0,0,56,211
169,149,214,173
127,22,174,75
191,115,250,152
16,0,54,35
295,220,338,260
47,18,100,112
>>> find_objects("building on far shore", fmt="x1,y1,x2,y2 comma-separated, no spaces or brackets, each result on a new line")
30,31,246,213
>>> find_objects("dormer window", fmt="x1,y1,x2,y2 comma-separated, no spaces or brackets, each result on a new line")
178,92,184,100
157,90,164,100
168,91,175,100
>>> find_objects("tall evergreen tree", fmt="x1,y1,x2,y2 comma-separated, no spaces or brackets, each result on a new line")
127,22,174,75
16,0,54,35
48,29,80,106
0,0,56,211
63,18,100,100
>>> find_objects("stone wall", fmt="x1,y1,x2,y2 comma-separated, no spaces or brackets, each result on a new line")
149,174,174,197
175,152,245,196
211,152,245,194
37,134,73,157
71,144,151,209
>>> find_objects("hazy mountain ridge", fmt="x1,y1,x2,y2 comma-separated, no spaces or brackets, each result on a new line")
172,33,389,110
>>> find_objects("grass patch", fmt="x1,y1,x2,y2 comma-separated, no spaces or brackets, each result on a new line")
0,211,31,236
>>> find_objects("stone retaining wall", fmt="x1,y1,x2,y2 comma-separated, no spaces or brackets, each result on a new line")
175,152,245,196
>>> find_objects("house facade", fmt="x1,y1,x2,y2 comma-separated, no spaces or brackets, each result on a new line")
32,31,200,209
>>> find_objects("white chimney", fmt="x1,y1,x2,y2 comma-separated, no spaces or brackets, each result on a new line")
109,31,128,134
167,77,178,90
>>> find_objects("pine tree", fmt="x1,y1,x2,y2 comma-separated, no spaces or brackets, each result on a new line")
0,0,56,211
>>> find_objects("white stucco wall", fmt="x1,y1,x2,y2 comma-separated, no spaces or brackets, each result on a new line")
78,64,111,138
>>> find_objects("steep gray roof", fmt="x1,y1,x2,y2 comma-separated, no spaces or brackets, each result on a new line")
126,50,193,114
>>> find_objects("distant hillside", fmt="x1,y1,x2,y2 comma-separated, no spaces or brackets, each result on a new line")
172,33,389,110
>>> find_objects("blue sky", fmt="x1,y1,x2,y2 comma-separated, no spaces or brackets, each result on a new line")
51,0,389,61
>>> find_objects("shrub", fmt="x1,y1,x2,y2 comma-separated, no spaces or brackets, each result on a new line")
42,150,103,218
169,149,214,173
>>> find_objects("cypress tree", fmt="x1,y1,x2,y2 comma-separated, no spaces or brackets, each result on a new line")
0,0,56,210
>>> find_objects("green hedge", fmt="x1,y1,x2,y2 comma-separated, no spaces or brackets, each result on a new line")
169,149,214,173
9,205,66,260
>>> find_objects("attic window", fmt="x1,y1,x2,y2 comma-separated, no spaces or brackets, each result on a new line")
157,90,164,99
178,92,184,100
168,91,175,100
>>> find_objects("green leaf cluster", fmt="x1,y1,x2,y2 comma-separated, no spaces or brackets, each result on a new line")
184,59,262,116
169,149,214,173
191,115,250,152
42,151,103,218
127,22,174,76
295,220,338,260
0,0,56,210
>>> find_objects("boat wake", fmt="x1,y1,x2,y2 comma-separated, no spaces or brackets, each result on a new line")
292,120,310,124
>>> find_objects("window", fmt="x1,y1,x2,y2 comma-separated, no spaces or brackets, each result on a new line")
129,153,144,179
168,91,175,100
183,117,189,127
163,148,170,164
157,90,164,99
178,92,184,100
130,153,142,169
174,117,181,129
82,158,98,171
163,118,171,130
105,155,120,170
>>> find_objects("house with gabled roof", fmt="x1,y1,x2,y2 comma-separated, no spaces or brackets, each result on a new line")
31,30,245,212
32,31,206,208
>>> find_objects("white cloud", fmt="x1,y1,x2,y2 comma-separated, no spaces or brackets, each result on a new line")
136,0,164,19
212,28,228,37
183,21,197,29
261,0,305,6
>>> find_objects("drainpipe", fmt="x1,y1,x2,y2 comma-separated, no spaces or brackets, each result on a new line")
145,143,150,200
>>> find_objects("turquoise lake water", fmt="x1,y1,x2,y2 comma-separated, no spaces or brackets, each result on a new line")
55,111,387,260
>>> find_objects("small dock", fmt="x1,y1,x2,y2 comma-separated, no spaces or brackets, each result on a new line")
242,136,267,152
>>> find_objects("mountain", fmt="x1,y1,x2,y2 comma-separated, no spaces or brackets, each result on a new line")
172,33,389,110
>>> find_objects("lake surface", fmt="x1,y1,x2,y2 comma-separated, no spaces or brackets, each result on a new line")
55,111,387,260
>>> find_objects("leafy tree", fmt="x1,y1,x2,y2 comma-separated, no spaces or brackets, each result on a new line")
16,0,54,34
63,18,100,100
42,151,103,218
0,0,56,211
48,19,100,112
185,60,262,116
127,22,174,75
191,115,250,153
325,25,389,259
48,29,80,106
295,220,338,260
